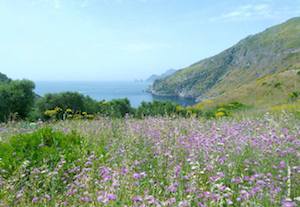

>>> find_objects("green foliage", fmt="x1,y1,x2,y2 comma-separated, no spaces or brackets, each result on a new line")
37,92,99,119
0,128,99,205
274,82,282,88
175,105,203,118
134,101,246,119
206,102,248,118
0,80,35,122
289,91,300,101
0,128,85,177
42,107,97,121
219,101,247,111
97,100,247,119
98,98,133,118
107,98,132,118
44,107,64,120
174,101,247,119
135,101,178,118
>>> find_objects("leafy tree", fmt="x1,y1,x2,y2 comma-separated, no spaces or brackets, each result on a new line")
110,98,133,117
98,98,133,118
0,80,35,122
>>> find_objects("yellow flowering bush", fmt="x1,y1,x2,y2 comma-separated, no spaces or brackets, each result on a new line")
215,111,226,118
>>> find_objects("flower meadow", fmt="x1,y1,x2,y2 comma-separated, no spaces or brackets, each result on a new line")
0,113,299,206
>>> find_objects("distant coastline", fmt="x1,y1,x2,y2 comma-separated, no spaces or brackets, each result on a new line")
34,81,196,107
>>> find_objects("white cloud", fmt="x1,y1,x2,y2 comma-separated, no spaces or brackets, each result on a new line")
212,1,300,22
212,3,272,21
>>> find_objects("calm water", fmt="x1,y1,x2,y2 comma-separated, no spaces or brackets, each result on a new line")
35,81,196,108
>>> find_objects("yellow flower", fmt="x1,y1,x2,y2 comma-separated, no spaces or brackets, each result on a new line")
54,107,62,112
215,111,225,118
44,109,57,117
176,105,184,112
65,108,73,113
217,108,226,112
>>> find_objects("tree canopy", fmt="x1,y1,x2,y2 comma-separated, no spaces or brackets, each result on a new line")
0,79,35,122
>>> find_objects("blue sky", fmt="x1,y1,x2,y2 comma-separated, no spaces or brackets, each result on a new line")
0,0,299,81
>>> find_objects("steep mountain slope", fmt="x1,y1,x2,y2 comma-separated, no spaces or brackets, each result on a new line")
146,69,177,82
151,17,300,104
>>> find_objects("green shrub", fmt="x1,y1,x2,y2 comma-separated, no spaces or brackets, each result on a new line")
289,91,299,101
203,110,216,118
37,92,99,120
274,82,282,88
205,101,248,118
109,98,133,117
135,101,178,118
99,98,133,118
221,101,247,111
0,128,85,177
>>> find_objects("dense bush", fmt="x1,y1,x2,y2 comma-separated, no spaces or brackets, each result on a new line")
37,92,99,119
38,97,133,120
175,105,203,118
174,102,247,119
210,102,248,118
0,80,35,122
0,128,87,177
135,101,178,118
99,98,133,118
37,98,248,120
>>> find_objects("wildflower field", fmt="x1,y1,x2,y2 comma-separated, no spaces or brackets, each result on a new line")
0,113,299,206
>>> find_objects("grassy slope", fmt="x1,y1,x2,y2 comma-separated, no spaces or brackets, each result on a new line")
211,69,300,108
152,17,300,108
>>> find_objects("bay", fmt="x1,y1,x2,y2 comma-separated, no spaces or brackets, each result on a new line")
34,81,196,108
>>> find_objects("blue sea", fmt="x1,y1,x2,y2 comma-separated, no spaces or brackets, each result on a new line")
34,81,196,108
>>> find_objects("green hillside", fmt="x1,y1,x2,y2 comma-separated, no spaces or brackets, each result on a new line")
151,17,300,107
212,69,300,108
